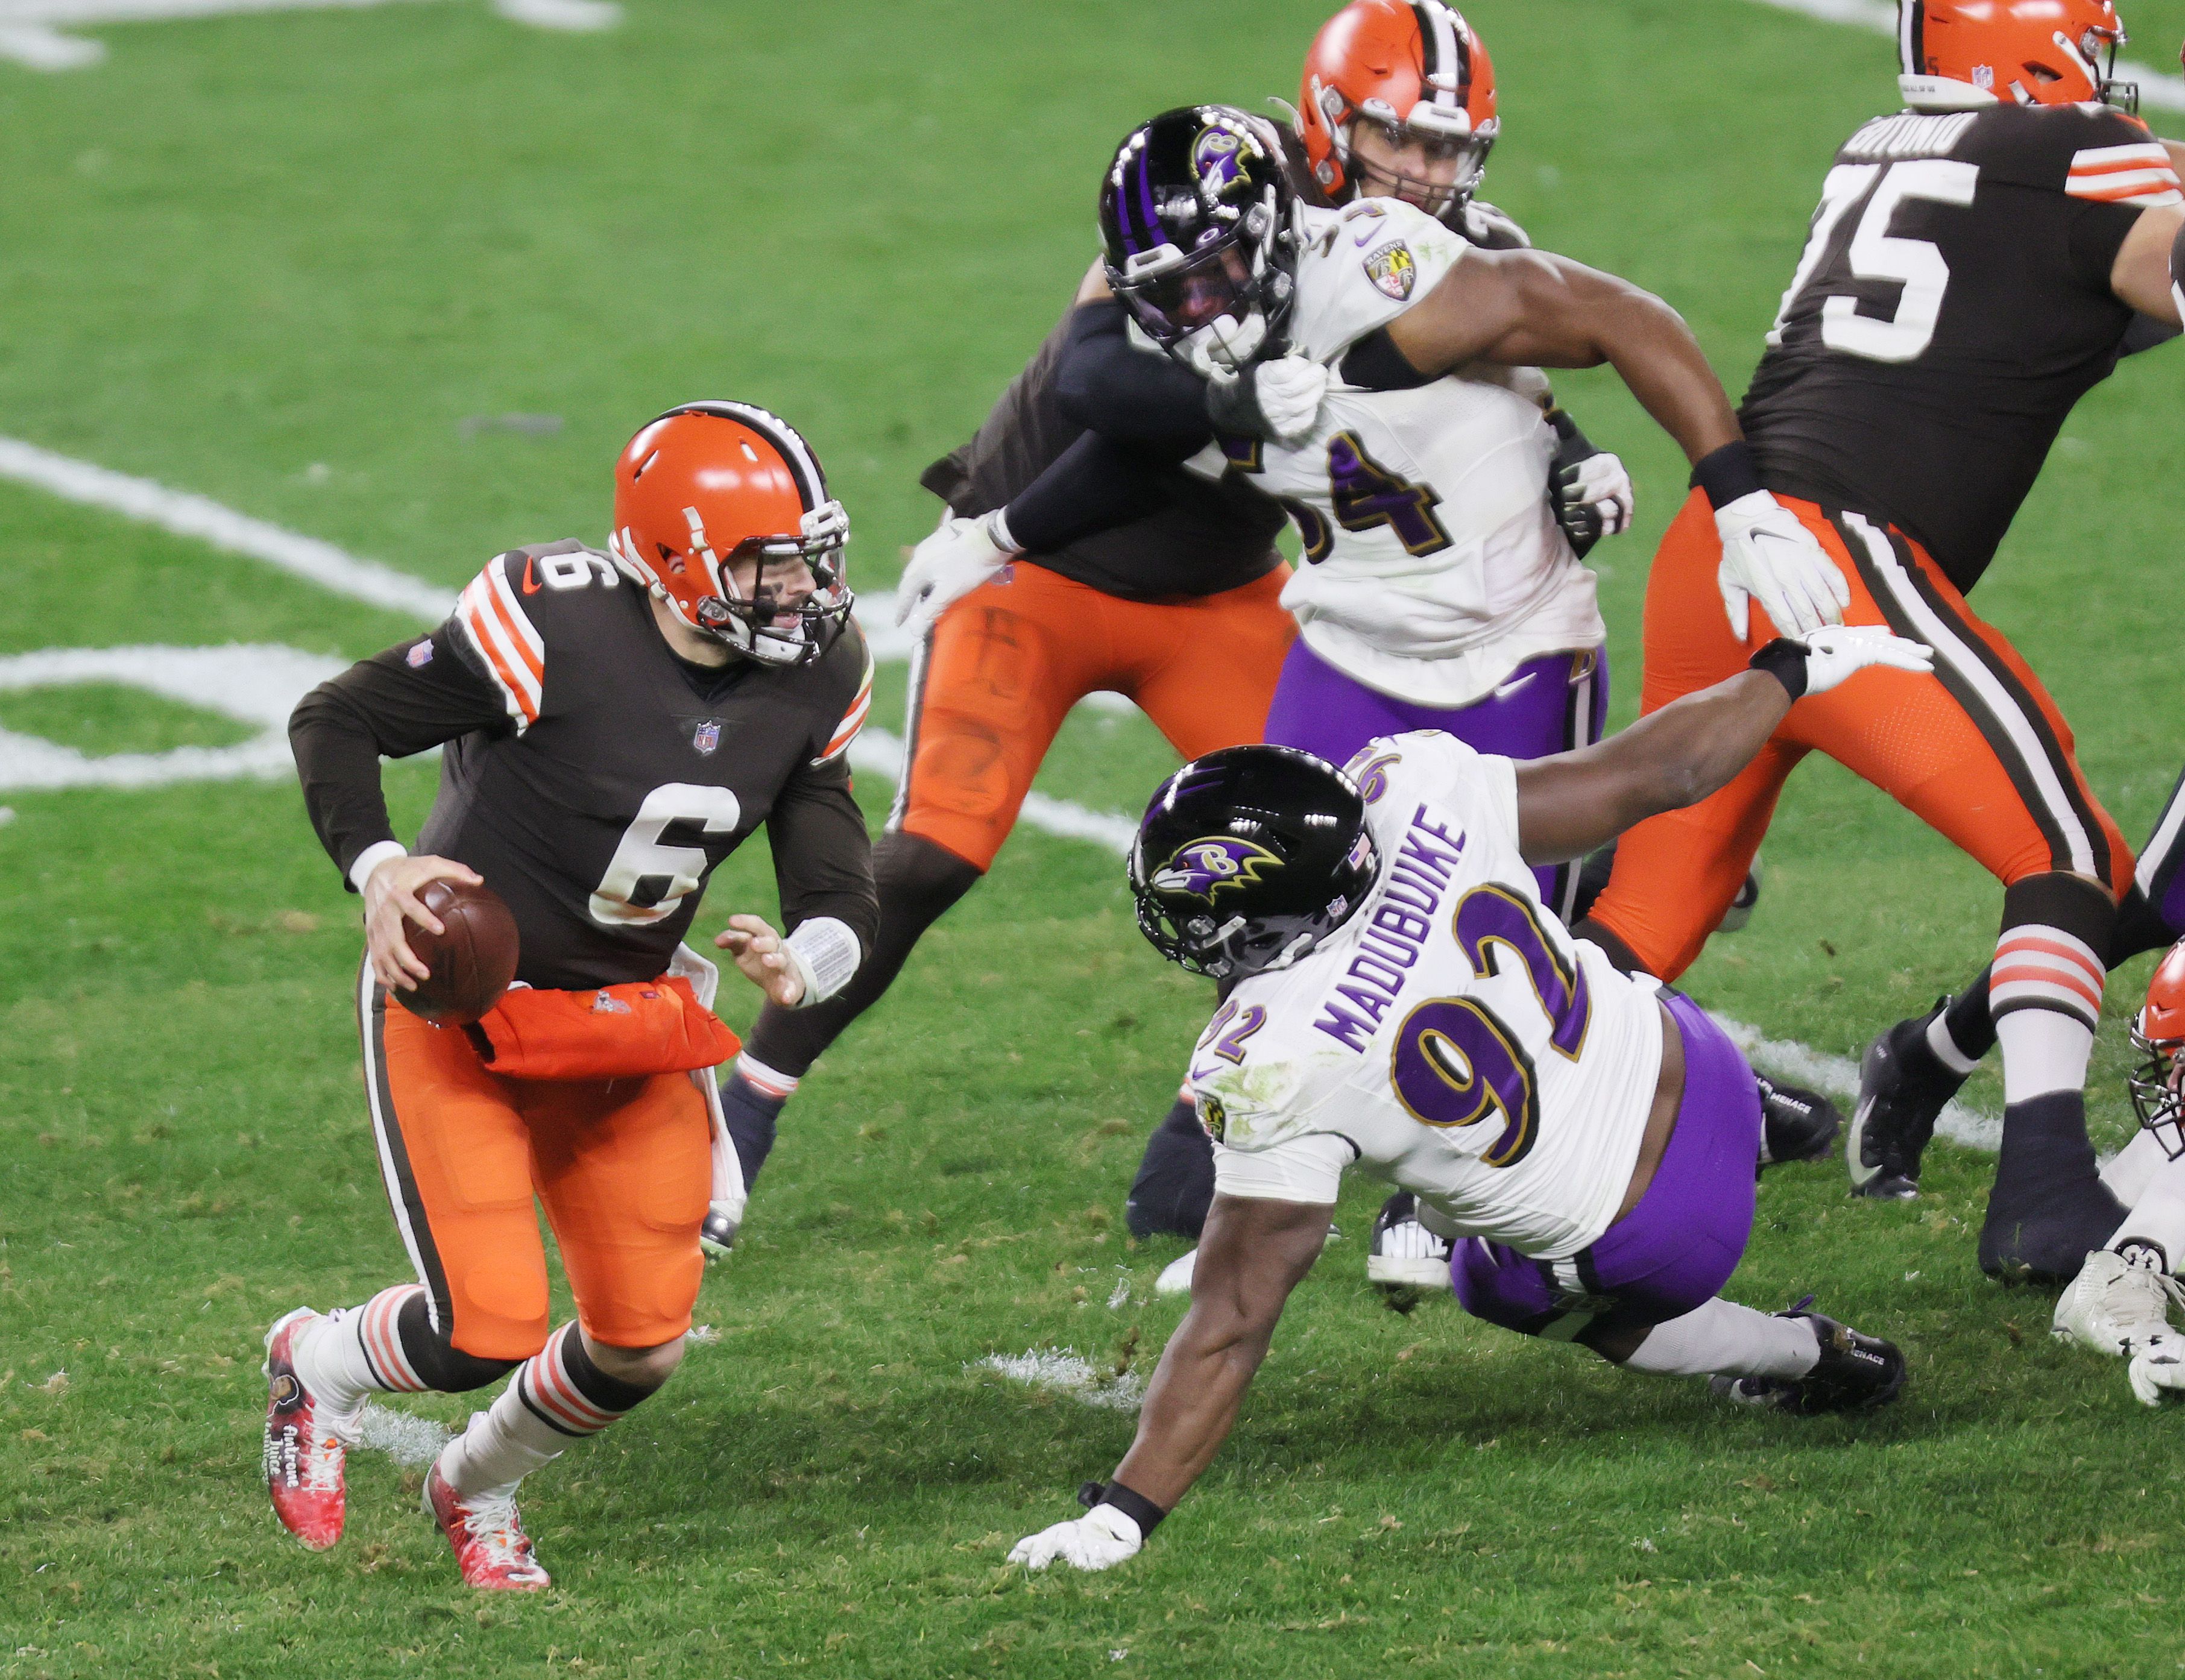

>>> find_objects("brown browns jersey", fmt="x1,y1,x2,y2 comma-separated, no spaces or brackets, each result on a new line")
921,300,1289,602
292,541,877,991
1739,103,2179,592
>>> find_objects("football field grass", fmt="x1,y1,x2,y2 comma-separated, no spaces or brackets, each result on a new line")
5,1,2185,1674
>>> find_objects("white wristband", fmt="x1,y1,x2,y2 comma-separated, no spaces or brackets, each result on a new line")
348,840,408,896
781,916,862,1006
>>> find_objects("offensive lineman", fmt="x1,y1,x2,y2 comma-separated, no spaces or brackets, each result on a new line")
1569,0,2185,1282
266,404,877,1588
1009,624,1929,1571
914,100,1851,1276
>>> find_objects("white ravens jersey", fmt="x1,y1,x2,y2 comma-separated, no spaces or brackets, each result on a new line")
1190,731,1664,1259
1190,199,1604,708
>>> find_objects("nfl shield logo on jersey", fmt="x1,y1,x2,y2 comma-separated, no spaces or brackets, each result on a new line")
692,720,720,756
1364,241,1416,302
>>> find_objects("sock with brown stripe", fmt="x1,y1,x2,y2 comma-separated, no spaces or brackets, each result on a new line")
291,1285,516,1412
436,1323,661,1500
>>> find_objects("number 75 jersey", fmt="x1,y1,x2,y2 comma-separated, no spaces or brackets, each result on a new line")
1188,731,1665,1261
1741,102,2181,594
1188,198,1604,709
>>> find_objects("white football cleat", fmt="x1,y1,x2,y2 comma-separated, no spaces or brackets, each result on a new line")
1367,1192,1453,1292
2129,1335,2185,1406
2052,1247,2185,1359
1154,1249,1197,1297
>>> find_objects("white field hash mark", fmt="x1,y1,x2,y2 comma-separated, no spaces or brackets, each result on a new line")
976,1349,1146,1412
0,431,2005,1144
0,0,616,72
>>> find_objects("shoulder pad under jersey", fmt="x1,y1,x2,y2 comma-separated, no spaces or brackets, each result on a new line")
452,541,620,732
1288,199,1469,364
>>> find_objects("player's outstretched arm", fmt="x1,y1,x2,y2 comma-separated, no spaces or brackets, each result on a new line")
1008,1192,1331,1571
2109,204,2185,324
1510,630,1934,865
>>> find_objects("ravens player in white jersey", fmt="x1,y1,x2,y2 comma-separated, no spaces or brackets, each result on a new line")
267,403,875,1588
1007,625,1930,1572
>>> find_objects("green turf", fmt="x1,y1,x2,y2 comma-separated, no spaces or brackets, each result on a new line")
4,1,2185,1675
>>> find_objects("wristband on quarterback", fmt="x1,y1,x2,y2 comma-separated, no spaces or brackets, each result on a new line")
1077,1478,1167,1537
1748,638,1810,702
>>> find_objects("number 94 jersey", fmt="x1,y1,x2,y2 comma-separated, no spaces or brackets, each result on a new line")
1741,102,2181,593
1197,198,1604,709
1189,731,1663,1261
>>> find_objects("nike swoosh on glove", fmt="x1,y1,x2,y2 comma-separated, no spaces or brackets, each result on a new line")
1715,491,1851,640
895,512,1014,633
1006,1504,1144,1571
1796,625,1934,696
2128,1335,2185,1406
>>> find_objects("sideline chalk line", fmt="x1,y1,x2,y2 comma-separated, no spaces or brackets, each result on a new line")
0,0,617,71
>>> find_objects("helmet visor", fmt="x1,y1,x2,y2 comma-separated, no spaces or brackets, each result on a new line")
696,518,852,662
1115,242,1258,346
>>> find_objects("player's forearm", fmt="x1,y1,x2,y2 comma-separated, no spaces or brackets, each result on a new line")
2107,204,2185,324
1588,287,1741,465
1004,431,1184,553
768,772,879,966
1109,1303,1278,1509
1053,301,1219,441
289,683,404,887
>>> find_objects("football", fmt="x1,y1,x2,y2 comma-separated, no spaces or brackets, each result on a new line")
398,879,520,1025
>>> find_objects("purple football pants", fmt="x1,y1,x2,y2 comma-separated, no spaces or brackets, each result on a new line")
1260,637,1607,921
1451,992,1762,1340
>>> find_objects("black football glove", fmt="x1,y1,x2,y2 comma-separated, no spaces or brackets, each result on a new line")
1547,408,1635,560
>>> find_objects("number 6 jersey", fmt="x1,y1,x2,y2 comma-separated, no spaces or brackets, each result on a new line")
1741,101,2181,593
291,541,878,990
1190,731,1664,1260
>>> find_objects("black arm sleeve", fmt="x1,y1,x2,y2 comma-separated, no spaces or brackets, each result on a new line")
1006,430,1206,554
1053,302,1218,441
1339,326,1438,392
766,753,879,955
288,628,510,888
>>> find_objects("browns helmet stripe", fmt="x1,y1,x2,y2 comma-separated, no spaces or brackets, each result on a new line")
1411,2,1470,113
1900,0,1925,77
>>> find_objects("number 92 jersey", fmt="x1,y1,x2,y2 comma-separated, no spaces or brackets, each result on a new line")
303,541,877,992
1190,199,1605,709
1741,103,2182,594
1187,731,1663,1260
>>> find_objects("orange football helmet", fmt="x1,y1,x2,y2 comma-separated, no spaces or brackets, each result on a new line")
1900,0,2136,114
1296,0,1498,224
2128,938,2185,1159
608,401,851,667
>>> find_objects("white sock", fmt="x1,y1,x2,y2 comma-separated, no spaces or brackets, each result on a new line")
1621,1298,1820,1380
1925,1011,1982,1076
1996,1008,2096,1105
2102,1127,2167,1210
436,1323,637,1500
291,1285,429,1414
1991,924,2102,1104
2109,1144,2185,1270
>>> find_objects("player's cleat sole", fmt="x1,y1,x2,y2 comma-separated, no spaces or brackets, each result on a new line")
2053,1247,2185,1358
262,1306,356,1552
1366,1192,1454,1293
1756,1075,1840,1169
423,1464,551,1591
699,1206,738,1262
1713,1299,1906,1415
1847,1001,1965,1200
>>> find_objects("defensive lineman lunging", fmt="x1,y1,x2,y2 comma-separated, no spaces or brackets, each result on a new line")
267,404,877,1588
1011,626,1927,1570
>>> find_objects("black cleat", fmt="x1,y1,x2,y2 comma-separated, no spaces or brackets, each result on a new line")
1367,1191,1454,1303
1848,1001,1966,1200
1714,1298,1906,1415
1756,1075,1840,1169
1717,857,1764,934
699,1206,739,1262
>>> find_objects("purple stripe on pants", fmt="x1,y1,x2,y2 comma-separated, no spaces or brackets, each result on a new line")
1451,993,1762,1339
1260,637,1607,919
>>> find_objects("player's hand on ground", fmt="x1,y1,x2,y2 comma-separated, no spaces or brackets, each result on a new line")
1714,490,1851,639
1548,409,1634,559
895,512,1014,633
1795,625,1934,695
2128,1335,2185,1406
716,914,806,1008
362,854,482,992
1007,1506,1143,1572
1206,354,1328,444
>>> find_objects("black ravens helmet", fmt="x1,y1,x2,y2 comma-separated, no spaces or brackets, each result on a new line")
1130,745,1379,981
1099,105,1302,378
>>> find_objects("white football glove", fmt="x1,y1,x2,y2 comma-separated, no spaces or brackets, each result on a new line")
1246,355,1329,442
1715,491,1851,640
2128,1332,2185,1406
894,511,1016,633
1791,625,1934,696
1006,1504,1143,1572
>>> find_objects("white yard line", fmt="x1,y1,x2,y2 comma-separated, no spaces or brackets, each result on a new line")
1714,1013,1999,1151
0,0,616,69
1744,0,2185,115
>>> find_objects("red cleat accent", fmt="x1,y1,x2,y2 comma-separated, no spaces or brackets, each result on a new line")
422,1464,551,1591
262,1307,354,1551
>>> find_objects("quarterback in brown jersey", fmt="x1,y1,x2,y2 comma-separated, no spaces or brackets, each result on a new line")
1573,0,2185,1283
263,403,877,1589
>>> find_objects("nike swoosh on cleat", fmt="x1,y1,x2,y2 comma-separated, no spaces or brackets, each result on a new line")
522,556,541,594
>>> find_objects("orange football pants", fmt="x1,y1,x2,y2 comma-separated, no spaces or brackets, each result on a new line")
1587,490,2131,982
892,560,1295,869
359,974,711,1359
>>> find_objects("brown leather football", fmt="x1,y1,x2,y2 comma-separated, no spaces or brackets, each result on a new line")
398,878,520,1025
